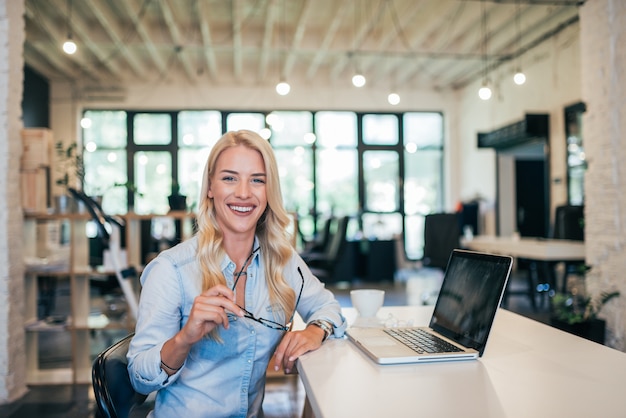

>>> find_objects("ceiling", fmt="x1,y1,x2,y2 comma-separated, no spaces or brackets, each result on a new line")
23,0,583,97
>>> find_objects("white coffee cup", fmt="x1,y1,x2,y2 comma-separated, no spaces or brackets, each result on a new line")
350,289,385,318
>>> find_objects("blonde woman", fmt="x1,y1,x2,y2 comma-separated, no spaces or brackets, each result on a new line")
128,130,346,417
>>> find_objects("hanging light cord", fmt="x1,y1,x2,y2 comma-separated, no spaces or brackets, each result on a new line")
66,0,72,38
481,0,488,82
516,0,522,69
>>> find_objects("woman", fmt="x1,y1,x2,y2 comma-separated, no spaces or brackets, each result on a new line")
127,130,346,417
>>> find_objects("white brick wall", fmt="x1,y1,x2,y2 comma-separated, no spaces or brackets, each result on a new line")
0,0,27,404
580,0,626,351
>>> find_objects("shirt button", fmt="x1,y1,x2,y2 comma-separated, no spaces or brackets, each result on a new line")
247,359,251,363
251,330,255,335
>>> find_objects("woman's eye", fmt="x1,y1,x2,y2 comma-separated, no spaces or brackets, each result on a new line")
222,176,236,182
252,178,266,184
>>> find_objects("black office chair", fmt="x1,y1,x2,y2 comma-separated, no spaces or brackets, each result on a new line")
422,213,460,271
299,216,333,260
306,216,351,283
92,333,149,418
553,204,585,292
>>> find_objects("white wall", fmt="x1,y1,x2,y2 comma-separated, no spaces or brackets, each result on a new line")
0,0,27,404
456,22,582,215
579,0,626,351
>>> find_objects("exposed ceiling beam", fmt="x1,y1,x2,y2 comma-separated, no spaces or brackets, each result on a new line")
196,0,218,81
305,2,351,80
258,0,278,82
159,0,196,81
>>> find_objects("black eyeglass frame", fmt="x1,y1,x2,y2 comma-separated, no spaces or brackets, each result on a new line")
232,247,304,332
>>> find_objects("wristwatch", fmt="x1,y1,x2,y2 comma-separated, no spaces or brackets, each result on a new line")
309,319,333,342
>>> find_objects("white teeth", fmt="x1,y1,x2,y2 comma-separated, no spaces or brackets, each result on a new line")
230,205,253,213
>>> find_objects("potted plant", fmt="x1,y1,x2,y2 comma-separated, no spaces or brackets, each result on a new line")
168,180,187,212
53,140,85,212
550,286,620,344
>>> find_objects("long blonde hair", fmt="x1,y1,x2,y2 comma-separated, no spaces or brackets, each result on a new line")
196,130,296,324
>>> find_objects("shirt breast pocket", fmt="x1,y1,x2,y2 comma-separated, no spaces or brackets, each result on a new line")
181,313,245,361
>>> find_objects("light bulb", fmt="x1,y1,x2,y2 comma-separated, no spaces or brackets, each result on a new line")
352,73,366,87
388,92,400,105
478,85,492,100
63,37,77,55
276,81,290,96
514,71,526,85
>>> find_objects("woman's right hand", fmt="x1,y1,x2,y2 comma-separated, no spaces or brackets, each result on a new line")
179,284,245,346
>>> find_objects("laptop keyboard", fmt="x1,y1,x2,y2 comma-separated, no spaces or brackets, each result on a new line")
383,328,463,354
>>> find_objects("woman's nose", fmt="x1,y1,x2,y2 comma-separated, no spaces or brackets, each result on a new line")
236,181,250,197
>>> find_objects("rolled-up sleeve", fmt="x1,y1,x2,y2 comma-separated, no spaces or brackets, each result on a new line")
290,254,347,338
127,253,189,394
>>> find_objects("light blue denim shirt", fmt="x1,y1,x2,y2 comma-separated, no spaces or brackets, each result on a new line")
127,235,346,418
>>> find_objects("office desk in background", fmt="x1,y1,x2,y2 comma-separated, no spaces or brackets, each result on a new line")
462,235,586,299
297,306,626,418
461,235,585,261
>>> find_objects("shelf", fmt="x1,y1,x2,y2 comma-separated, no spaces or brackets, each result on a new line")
25,318,69,332
23,212,93,221
22,211,189,385
27,368,74,386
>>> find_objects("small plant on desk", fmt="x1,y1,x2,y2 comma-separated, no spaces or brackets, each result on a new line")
550,272,619,344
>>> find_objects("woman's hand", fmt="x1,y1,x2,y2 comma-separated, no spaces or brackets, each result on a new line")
179,284,245,346
272,325,327,374
160,285,245,375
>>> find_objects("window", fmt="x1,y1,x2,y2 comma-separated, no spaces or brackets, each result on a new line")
82,110,128,215
81,109,444,259
564,103,586,205
315,112,359,219
403,112,444,259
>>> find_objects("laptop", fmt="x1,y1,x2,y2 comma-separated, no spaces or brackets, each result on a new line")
346,249,513,365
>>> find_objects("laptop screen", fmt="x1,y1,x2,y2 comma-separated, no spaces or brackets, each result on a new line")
429,250,512,355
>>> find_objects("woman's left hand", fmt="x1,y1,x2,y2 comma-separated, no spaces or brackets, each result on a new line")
272,325,326,374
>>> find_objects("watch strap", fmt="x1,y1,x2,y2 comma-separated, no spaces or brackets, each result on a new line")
309,319,333,342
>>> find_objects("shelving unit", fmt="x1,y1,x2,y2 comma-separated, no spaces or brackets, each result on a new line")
23,210,197,385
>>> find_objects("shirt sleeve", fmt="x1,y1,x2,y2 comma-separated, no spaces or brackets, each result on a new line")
127,254,187,394
290,252,347,338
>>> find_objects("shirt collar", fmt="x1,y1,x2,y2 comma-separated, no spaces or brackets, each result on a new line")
220,236,261,272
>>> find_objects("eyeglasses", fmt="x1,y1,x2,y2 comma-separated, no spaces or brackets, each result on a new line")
232,248,304,331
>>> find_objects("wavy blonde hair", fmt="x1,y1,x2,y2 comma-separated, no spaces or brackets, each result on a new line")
196,130,296,327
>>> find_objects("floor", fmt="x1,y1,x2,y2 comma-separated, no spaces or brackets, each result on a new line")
0,267,551,418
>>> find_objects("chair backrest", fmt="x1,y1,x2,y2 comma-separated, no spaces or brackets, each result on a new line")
553,205,584,241
325,216,349,260
308,216,334,253
92,333,147,418
423,213,460,270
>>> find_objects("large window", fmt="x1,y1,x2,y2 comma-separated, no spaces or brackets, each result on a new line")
81,109,444,259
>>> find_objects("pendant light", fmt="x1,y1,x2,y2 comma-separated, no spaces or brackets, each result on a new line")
478,0,491,100
351,2,366,88
513,0,526,85
62,0,77,55
275,0,290,96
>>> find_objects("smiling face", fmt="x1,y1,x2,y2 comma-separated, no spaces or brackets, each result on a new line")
208,145,268,241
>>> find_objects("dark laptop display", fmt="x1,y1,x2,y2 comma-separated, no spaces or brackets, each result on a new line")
429,250,513,355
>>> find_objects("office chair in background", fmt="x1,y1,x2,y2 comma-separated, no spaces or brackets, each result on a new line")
422,213,461,271
92,333,151,418
305,216,351,283
553,204,585,293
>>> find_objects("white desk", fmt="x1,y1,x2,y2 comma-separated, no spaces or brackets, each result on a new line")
297,306,626,418
461,235,585,261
